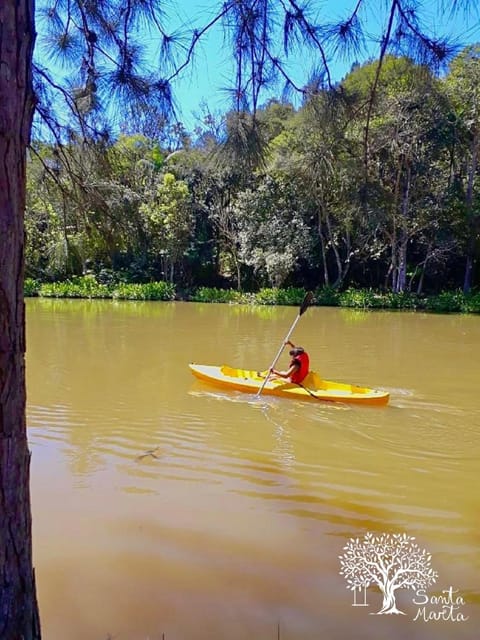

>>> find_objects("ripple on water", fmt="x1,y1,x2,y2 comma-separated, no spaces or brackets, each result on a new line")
28,381,479,563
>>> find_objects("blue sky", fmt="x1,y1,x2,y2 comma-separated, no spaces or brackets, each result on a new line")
34,0,480,133
164,0,480,128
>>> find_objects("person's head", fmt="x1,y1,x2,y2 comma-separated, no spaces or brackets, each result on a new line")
289,347,304,357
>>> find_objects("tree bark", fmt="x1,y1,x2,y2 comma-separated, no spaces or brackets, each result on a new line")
317,222,330,287
0,1,40,638
396,163,411,293
463,131,479,293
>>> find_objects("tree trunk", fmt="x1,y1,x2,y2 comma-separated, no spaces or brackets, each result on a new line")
463,131,479,293
325,210,344,288
396,236,407,293
396,164,411,293
318,229,330,287
234,251,242,291
317,206,330,287
388,160,401,292
412,243,433,295
0,1,41,638
376,583,405,615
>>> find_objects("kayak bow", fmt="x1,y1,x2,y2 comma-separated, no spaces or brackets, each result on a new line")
189,364,389,406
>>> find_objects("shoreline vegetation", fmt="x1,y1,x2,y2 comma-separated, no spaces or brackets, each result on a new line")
26,54,480,304
24,276,480,313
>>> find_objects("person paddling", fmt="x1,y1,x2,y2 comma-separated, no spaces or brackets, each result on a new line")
270,340,310,384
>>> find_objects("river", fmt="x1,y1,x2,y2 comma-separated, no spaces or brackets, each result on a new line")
26,298,480,639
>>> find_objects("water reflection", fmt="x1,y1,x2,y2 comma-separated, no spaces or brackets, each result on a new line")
26,299,480,640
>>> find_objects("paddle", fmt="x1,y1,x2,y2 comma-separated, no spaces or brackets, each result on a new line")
256,291,314,398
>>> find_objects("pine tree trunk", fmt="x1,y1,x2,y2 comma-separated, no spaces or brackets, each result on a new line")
0,1,40,638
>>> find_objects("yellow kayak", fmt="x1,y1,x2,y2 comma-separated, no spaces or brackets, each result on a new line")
189,364,390,406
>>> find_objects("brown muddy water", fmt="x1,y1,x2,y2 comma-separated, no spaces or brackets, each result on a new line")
26,298,480,640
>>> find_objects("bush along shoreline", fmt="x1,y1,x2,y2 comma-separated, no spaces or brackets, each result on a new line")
24,277,480,314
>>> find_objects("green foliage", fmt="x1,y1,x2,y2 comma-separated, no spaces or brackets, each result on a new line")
342,55,423,101
140,171,193,281
190,286,306,305
338,288,383,309
256,99,296,142
25,276,480,313
314,287,340,306
461,292,480,313
380,291,420,310
331,289,479,312
190,287,245,303
38,275,113,298
337,289,420,309
424,290,467,313
112,282,176,301
254,287,307,306
233,175,313,287
32,276,175,301
25,48,480,297
24,278,41,297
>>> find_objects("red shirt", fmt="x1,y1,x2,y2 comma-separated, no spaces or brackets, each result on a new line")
290,351,309,384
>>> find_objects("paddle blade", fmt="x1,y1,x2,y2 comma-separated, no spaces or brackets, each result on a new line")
299,291,314,316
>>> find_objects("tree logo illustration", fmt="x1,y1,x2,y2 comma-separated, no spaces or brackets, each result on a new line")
339,532,438,615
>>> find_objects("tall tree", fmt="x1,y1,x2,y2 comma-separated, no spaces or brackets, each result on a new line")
269,93,358,288
0,1,41,638
233,174,314,287
140,172,193,282
444,45,480,292
344,57,445,291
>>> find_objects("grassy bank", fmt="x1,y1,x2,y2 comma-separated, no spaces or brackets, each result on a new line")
24,277,480,313
24,276,176,301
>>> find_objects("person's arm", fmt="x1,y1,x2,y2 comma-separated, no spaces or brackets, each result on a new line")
270,362,299,379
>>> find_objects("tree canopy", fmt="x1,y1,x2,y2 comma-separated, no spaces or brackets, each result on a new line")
26,48,480,294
